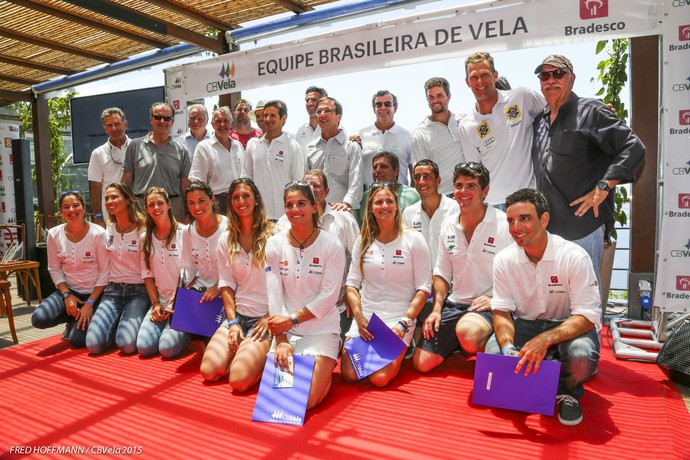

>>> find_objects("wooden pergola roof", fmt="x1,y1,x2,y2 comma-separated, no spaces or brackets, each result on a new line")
0,0,338,107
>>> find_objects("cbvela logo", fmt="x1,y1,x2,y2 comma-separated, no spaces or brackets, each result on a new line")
670,239,690,258
167,76,182,91
271,410,303,424
672,160,690,176
673,76,690,93
677,276,690,291
351,352,365,377
206,62,236,93
580,0,608,19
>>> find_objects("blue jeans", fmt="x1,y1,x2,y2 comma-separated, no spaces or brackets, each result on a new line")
86,283,150,355
571,225,604,292
486,317,600,399
31,289,101,349
137,307,190,358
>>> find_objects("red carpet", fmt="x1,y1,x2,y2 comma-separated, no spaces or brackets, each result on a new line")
1,330,688,460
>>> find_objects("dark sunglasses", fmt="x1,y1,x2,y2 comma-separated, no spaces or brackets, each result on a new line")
152,114,173,121
537,69,571,81
370,181,396,190
455,162,483,171
374,101,393,108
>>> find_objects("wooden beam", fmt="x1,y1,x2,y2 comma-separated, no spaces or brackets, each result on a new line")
32,94,55,219
629,35,659,274
270,0,313,14
0,54,74,75
0,90,32,102
62,0,222,52
0,26,117,63
9,0,170,49
141,0,240,31
0,73,40,86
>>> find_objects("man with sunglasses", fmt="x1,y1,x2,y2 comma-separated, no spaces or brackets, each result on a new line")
356,152,419,225
88,107,131,226
413,162,512,374
458,51,545,210
356,90,413,187
230,99,263,149
122,102,191,222
532,55,645,286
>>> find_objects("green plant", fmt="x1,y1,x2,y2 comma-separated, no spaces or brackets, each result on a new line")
592,38,629,240
10,90,77,209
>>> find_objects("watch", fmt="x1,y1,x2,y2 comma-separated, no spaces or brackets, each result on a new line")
62,291,71,300
400,317,414,329
290,313,300,326
597,180,612,193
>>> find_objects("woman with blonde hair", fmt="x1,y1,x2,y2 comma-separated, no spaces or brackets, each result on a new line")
341,183,431,387
200,178,276,390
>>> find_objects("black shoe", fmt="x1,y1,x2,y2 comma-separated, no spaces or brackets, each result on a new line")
557,394,583,426
61,323,72,341
405,338,415,360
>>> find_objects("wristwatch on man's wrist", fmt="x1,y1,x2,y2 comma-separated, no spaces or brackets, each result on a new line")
597,179,612,193
62,291,71,300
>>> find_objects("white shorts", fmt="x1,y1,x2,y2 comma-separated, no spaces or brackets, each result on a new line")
270,332,340,360
345,317,415,346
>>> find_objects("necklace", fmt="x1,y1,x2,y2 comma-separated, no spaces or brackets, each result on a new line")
290,228,315,250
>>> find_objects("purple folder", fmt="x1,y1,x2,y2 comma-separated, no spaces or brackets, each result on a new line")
472,352,561,416
252,353,315,426
170,287,225,337
343,312,407,380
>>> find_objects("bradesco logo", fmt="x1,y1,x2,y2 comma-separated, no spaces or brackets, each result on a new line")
206,62,236,93
677,276,690,291
680,110,690,125
580,0,608,19
680,25,690,41
679,193,690,209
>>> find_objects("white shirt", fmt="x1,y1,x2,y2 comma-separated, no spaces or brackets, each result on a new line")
403,194,459,267
294,122,321,154
189,136,244,195
491,232,602,330
265,230,345,336
181,216,229,289
358,122,412,185
434,206,512,304
242,133,306,220
48,223,109,294
141,227,184,305
306,129,363,209
347,231,431,324
459,88,545,205
87,137,131,220
411,111,465,195
175,129,211,162
217,230,271,318
105,224,145,284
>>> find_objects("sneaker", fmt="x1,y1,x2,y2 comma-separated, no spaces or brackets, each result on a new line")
405,338,416,360
556,394,583,426
60,323,71,341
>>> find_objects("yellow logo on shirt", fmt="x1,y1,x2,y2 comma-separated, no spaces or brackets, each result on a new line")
477,121,491,139
505,104,521,120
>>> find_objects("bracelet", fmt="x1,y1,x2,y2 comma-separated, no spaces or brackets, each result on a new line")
355,315,364,322
397,321,408,333
225,318,239,328
86,298,95,305
93,213,103,219
501,344,516,355
153,301,162,308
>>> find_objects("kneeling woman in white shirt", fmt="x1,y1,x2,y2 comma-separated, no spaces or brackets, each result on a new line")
86,183,149,354
137,187,189,358
266,181,345,409
341,182,431,387
200,178,277,390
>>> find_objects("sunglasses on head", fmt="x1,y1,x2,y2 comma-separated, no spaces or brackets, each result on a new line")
152,114,173,121
370,181,396,190
374,101,393,108
455,162,483,171
537,69,571,81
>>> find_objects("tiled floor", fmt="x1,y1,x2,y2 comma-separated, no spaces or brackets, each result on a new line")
1,283,689,413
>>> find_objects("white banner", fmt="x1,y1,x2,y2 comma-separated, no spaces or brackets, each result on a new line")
0,122,19,257
653,1,690,312
165,0,659,105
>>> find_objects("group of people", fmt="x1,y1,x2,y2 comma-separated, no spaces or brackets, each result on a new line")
32,50,645,425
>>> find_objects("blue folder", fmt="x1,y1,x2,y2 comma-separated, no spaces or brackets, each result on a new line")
343,312,407,380
252,354,315,426
472,352,561,416
170,287,225,337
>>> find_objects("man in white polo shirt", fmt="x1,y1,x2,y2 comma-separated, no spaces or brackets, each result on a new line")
243,100,305,221
487,188,601,427
413,162,512,373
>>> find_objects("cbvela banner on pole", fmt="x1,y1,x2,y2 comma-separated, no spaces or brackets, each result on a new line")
164,0,660,118
653,2,690,313
0,122,19,257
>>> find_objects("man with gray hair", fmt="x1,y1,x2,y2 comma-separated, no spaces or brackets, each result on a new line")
175,103,210,162
122,102,191,221
88,107,130,226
